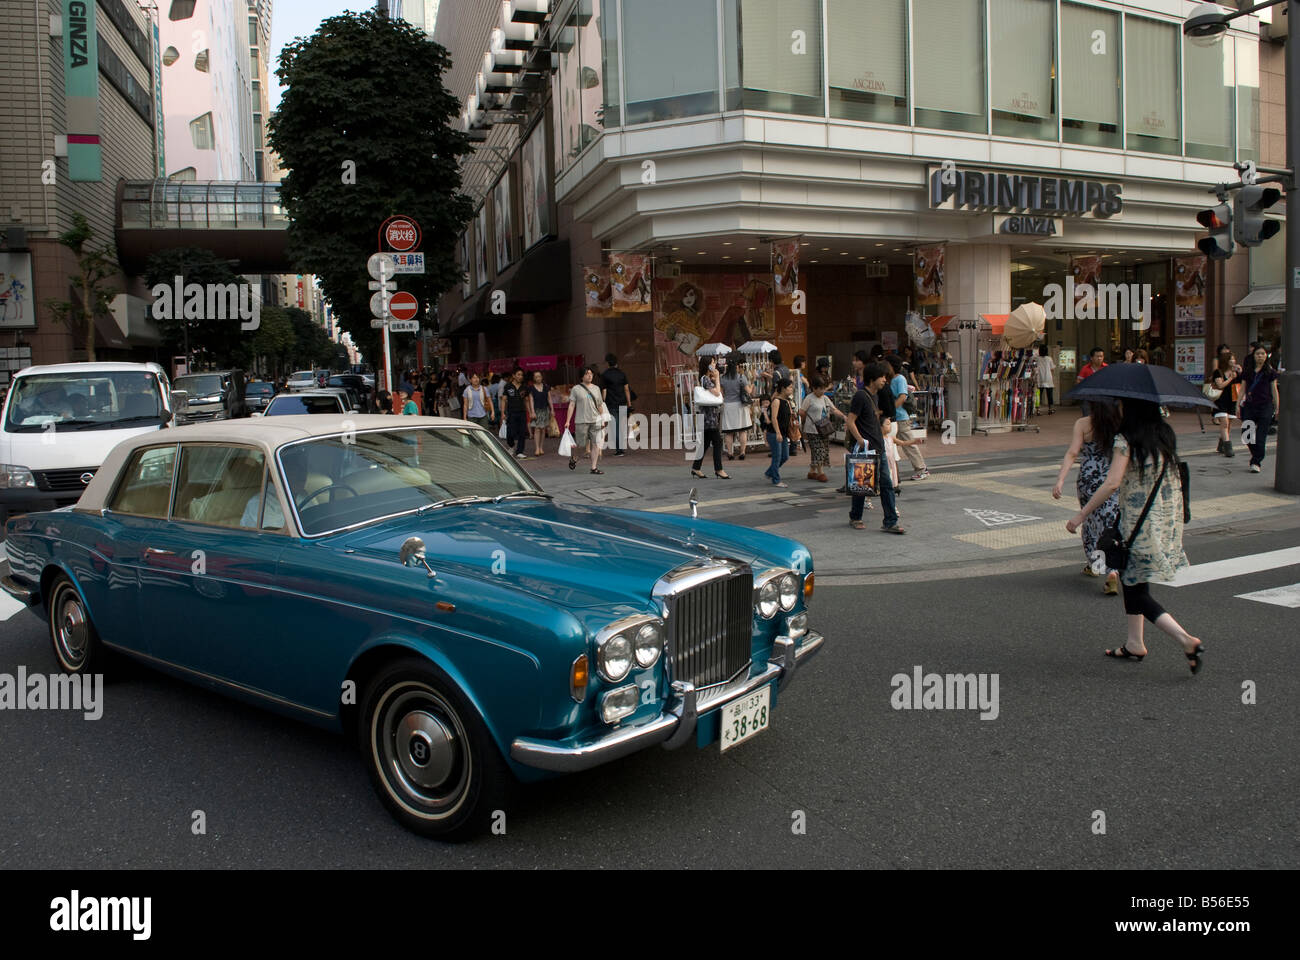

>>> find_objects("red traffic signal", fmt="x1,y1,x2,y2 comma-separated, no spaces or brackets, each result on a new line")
1196,202,1234,260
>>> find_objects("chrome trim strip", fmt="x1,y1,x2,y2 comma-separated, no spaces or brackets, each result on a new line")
771,637,796,692
794,631,825,665
0,575,37,605
661,680,697,750
102,643,334,720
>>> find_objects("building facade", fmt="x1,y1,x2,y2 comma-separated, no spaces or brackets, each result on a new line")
437,0,1282,414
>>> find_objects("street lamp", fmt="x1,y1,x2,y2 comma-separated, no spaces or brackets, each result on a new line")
1183,0,1299,494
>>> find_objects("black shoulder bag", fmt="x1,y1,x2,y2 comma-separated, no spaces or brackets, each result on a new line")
1097,460,1167,574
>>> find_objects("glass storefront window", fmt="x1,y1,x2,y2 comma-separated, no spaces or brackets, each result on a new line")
826,0,908,125
990,0,1057,141
1125,17,1180,155
723,0,824,116
1237,35,1259,164
623,0,720,124
1184,33,1234,162
1061,3,1120,148
600,0,620,128
913,0,987,134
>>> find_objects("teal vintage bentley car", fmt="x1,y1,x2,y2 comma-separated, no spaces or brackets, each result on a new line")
1,416,823,839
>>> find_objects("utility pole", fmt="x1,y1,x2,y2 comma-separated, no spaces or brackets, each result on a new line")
1280,0,1300,494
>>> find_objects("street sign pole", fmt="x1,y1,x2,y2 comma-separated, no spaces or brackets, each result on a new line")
1279,0,1300,493
382,281,393,397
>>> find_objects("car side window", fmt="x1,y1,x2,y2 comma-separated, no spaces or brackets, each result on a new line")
108,445,177,517
172,445,268,530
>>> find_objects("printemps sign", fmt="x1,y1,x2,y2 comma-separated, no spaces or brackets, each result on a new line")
929,166,1123,219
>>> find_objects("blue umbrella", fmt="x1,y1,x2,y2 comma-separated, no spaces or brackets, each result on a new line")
1066,362,1215,409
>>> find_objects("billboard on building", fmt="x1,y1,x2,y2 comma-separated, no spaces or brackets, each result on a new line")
475,207,489,288
1174,254,1207,339
460,231,472,296
521,121,552,252
493,170,512,273
584,266,614,317
914,245,944,306
610,253,651,313
772,239,799,306
64,0,103,181
0,253,35,329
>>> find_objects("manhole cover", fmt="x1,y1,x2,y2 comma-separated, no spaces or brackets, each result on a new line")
576,485,641,502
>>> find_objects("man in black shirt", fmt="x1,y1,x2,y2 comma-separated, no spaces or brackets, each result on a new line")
504,368,530,458
845,362,902,533
602,353,632,456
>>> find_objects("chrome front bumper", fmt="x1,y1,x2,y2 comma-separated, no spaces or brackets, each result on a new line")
511,631,825,773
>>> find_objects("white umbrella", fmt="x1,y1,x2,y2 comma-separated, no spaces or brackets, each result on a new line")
695,342,732,357
737,340,778,355
1004,302,1046,349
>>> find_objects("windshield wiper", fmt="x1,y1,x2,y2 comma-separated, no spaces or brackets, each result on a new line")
417,495,492,513
492,490,553,504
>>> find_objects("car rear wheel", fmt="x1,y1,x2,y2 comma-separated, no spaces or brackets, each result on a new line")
360,658,510,840
47,575,106,674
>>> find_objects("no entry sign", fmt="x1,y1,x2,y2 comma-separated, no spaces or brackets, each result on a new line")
388,291,419,321
381,216,421,252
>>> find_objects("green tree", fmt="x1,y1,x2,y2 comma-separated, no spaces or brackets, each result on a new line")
45,213,119,361
143,248,255,369
251,305,296,376
284,306,336,369
268,11,473,356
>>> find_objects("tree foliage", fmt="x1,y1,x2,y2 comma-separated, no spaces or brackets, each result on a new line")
143,248,255,368
45,213,118,361
268,12,473,356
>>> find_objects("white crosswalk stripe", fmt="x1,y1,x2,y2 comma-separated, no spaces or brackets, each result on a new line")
1236,584,1300,609
0,590,27,622
1158,547,1300,587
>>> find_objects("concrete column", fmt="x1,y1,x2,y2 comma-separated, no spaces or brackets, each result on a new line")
940,244,1011,422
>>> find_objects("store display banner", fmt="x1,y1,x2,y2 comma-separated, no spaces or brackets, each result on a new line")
930,167,1121,219
152,19,165,176
64,1,103,181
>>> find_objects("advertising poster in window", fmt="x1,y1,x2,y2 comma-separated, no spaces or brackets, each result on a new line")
584,266,614,318
914,245,944,306
772,239,799,306
493,171,512,273
1174,338,1206,383
460,232,471,297
610,253,651,312
651,272,801,394
1174,254,1207,338
1070,255,1101,312
521,123,551,252
0,252,35,329
475,207,489,288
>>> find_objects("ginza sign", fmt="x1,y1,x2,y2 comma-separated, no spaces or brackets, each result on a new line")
929,166,1123,219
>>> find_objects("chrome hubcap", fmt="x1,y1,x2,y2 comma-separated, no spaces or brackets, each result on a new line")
55,592,87,666
378,687,470,814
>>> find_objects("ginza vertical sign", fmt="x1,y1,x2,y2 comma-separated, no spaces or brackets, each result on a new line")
929,167,1122,219
64,0,102,181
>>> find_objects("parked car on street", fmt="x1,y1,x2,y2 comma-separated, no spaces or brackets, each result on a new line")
260,390,353,416
244,381,276,413
329,375,372,412
172,371,232,423
1,416,822,839
286,370,317,392
0,362,172,523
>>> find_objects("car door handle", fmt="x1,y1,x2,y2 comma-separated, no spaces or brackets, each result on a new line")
143,547,176,557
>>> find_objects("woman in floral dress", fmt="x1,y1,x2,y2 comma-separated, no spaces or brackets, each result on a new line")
1052,400,1122,594
1068,399,1204,673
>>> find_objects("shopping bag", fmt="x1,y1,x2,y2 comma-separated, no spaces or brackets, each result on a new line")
558,429,574,457
547,418,561,438
498,419,508,439
844,444,879,496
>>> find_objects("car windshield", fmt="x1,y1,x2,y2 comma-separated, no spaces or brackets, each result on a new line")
175,375,225,398
4,372,164,432
281,426,539,536
266,395,342,415
246,382,274,396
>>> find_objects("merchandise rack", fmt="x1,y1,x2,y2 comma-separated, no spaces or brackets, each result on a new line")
974,349,1040,434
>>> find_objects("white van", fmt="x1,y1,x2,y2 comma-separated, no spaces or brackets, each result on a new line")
0,362,173,521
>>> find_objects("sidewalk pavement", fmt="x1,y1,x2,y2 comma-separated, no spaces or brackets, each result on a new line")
518,409,1297,576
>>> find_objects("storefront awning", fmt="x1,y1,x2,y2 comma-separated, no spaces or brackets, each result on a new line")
981,314,1009,335
1234,287,1285,315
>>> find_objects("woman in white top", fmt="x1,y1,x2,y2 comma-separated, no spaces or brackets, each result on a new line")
1034,345,1057,414
798,374,847,482
564,365,608,474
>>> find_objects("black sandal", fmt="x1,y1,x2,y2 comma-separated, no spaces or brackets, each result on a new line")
1185,644,1205,675
590,468,604,475
1104,646,1145,662
568,457,577,470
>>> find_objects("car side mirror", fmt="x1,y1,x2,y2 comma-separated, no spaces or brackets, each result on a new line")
400,536,436,578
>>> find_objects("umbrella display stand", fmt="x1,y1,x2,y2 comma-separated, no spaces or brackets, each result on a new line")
673,367,702,450
737,355,771,451
974,349,1040,435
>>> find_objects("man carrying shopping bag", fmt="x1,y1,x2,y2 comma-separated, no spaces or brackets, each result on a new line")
844,361,903,534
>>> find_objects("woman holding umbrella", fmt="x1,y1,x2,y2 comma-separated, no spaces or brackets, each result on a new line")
1065,370,1205,673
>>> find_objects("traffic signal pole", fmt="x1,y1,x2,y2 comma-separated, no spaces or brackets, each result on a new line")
1280,0,1300,494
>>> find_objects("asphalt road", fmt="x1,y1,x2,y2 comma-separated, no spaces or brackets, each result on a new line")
1,523,1295,869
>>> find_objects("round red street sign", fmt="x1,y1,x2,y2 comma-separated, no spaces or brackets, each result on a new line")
383,216,420,252
388,291,419,321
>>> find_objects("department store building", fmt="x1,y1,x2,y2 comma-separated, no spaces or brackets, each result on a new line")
437,0,1284,410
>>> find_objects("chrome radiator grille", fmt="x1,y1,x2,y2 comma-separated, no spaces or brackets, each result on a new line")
667,569,753,688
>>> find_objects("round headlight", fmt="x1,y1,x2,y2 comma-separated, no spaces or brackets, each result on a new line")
598,633,633,681
758,580,779,619
634,622,662,668
778,573,799,611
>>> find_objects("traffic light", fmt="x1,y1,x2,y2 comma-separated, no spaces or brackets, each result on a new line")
1197,203,1234,260
1233,185,1282,247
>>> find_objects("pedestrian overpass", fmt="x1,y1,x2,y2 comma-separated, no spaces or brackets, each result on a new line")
115,180,291,274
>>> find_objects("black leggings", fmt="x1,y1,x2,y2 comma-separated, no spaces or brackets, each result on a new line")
1122,582,1167,622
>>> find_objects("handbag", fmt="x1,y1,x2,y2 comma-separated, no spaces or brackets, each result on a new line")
693,385,723,407
815,416,834,438
844,443,880,496
1202,383,1222,401
1097,460,1167,573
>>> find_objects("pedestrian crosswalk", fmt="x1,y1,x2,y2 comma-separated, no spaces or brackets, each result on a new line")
1236,584,1300,609
0,589,26,622
1158,547,1300,587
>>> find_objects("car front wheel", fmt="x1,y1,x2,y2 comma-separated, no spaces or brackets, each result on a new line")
47,575,106,674
360,658,510,840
